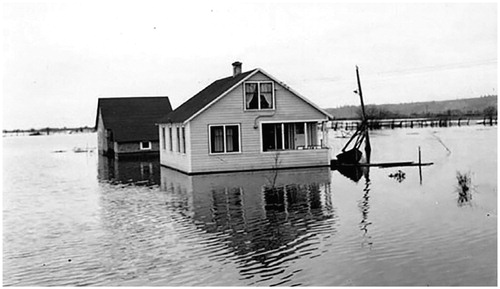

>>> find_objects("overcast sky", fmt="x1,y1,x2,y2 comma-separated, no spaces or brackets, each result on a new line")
3,2,497,130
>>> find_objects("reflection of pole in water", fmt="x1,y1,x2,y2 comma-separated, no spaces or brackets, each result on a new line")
358,169,372,248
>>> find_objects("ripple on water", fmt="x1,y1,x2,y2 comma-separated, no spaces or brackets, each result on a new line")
3,131,497,286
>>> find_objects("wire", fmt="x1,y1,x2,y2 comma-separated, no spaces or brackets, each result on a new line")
373,59,497,77
299,59,497,83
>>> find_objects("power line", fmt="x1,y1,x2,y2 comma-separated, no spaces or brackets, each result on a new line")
299,59,497,83
372,59,497,77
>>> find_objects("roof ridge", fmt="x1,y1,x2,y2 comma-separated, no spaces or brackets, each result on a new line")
98,96,169,100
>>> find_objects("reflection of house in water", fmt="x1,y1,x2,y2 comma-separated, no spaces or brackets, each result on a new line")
160,166,337,282
98,155,160,186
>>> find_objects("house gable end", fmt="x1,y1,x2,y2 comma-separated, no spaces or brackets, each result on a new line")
193,71,329,128
256,69,333,119
171,68,331,125
196,70,330,123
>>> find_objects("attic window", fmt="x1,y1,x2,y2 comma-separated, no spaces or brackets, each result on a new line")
140,141,152,150
245,82,274,110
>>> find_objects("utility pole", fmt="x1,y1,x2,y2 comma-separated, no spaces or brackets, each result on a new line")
356,66,371,162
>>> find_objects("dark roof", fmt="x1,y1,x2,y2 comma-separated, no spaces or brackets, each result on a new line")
161,69,257,123
96,97,172,142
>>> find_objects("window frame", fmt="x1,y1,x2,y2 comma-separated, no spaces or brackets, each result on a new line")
176,126,181,153
260,120,321,153
161,127,166,150
243,81,275,111
168,127,173,152
208,124,242,155
140,141,152,150
181,127,186,154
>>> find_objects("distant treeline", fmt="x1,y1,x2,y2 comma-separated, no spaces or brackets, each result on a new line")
325,95,497,120
3,126,96,135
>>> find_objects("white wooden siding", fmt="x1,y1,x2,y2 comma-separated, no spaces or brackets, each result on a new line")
160,123,192,172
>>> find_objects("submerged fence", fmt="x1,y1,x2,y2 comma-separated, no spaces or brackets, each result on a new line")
330,117,497,131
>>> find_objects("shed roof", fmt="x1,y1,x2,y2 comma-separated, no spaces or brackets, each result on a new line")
96,96,172,142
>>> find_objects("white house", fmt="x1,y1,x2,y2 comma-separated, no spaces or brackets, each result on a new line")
158,62,332,174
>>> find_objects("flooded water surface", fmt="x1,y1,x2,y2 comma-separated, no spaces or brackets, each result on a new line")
3,126,497,286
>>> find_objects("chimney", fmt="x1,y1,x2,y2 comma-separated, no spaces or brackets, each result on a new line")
232,61,242,77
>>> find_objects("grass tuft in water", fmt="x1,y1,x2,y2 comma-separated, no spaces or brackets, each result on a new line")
456,171,472,205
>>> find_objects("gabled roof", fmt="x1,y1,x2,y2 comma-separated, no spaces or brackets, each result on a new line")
161,69,257,123
96,96,172,142
160,68,332,124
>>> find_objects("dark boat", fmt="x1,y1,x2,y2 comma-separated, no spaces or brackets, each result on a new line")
335,119,367,164
336,148,362,164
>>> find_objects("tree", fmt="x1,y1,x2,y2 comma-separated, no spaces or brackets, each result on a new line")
356,105,394,120
483,106,497,117
483,106,497,125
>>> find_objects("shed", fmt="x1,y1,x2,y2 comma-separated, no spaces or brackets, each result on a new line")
96,96,172,157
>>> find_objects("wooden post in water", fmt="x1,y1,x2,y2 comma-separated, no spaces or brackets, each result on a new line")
418,146,423,185
356,66,371,162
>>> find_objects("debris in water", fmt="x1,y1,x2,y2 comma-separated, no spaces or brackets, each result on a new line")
73,147,95,153
431,132,451,155
456,171,472,206
389,170,406,182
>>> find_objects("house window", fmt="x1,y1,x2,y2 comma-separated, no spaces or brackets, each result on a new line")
181,127,186,153
141,162,153,179
169,127,173,151
209,124,240,154
140,141,152,150
176,127,180,152
262,123,282,151
161,127,166,150
262,122,319,151
245,82,274,110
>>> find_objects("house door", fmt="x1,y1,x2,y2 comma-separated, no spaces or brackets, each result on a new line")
294,123,306,148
